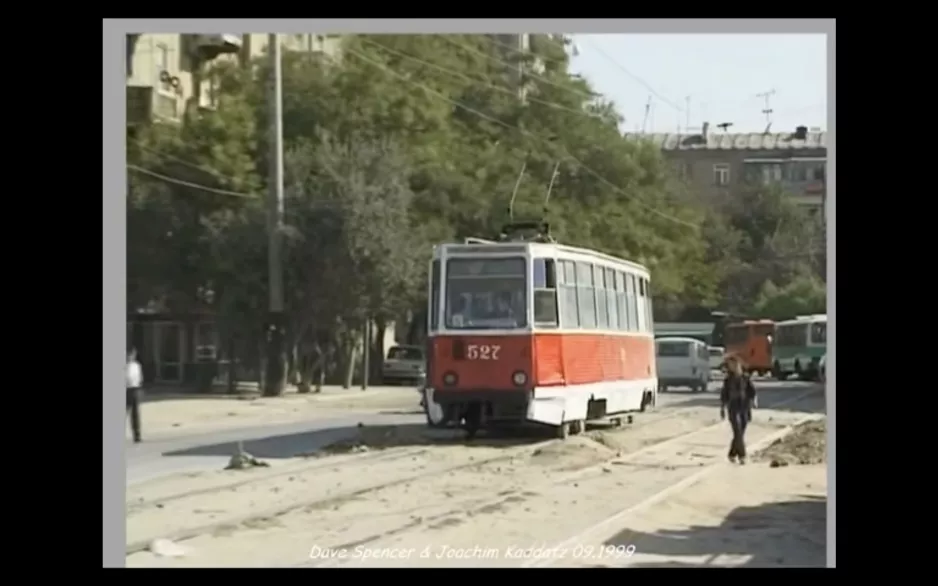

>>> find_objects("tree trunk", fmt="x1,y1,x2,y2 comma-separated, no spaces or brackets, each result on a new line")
226,335,238,394
343,345,358,390
372,318,387,384
287,342,299,385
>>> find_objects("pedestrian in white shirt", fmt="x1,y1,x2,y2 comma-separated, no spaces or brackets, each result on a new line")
126,347,143,443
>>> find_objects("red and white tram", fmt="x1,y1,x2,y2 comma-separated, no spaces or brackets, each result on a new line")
423,226,658,438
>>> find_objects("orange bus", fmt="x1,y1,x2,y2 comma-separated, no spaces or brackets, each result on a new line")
423,233,657,439
723,319,775,376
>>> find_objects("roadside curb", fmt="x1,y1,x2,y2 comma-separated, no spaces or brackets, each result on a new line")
523,410,826,568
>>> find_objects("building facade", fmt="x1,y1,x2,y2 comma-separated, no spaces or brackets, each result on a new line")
626,125,827,217
126,34,342,125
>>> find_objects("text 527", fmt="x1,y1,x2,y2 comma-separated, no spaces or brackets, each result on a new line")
467,344,500,360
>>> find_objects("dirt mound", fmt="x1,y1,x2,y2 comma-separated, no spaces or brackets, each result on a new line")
528,435,617,470
757,419,826,467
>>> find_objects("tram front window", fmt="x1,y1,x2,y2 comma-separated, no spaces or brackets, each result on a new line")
445,258,527,329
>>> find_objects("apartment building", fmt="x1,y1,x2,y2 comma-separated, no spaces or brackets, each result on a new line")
626,124,827,217
126,33,342,125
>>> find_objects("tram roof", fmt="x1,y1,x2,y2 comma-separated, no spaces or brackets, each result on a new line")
776,314,827,326
433,241,650,275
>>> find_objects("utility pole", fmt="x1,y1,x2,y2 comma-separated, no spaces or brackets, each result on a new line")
263,33,287,397
641,96,652,133
685,95,691,130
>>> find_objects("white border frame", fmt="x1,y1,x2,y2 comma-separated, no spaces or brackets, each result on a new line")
104,19,834,568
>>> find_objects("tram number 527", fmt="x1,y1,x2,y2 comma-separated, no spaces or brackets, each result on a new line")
467,344,501,360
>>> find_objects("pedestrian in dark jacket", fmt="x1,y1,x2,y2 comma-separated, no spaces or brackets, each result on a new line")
720,355,757,464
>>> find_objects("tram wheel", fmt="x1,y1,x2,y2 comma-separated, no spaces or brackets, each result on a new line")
555,422,570,439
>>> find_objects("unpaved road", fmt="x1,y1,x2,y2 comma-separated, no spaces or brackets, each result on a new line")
126,382,822,567
560,419,828,568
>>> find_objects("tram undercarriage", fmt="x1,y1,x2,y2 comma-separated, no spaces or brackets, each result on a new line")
422,386,654,440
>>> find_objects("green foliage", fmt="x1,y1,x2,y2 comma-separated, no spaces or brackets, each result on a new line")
700,183,826,316
753,275,827,320
126,34,825,379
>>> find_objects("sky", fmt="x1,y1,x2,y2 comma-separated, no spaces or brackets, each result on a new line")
567,34,827,134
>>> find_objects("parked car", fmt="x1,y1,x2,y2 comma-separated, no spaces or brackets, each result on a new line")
381,345,426,385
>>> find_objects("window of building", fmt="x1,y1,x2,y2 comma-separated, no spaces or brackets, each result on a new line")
713,163,730,186
157,42,169,74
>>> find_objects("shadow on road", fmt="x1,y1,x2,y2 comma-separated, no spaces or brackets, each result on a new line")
606,496,826,568
662,385,825,416
161,421,553,460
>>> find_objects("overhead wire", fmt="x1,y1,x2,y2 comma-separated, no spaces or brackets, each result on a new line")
439,35,599,104
129,38,698,228
128,164,256,198
343,45,698,229
357,37,604,122
576,36,685,113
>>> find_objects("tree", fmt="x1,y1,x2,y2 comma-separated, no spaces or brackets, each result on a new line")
703,183,825,315
281,132,424,389
753,275,826,319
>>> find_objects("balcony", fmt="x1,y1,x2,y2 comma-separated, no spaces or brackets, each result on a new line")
192,34,242,60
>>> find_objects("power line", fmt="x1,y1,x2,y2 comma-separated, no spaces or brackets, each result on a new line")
344,46,697,230
577,37,685,113
130,42,698,229
439,35,598,104
128,164,257,198
359,38,604,121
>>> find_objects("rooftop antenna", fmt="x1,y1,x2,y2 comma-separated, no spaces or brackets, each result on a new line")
641,95,652,133
506,161,527,222
756,88,776,130
717,122,734,132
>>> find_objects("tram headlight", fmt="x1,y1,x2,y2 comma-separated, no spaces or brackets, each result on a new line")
512,371,528,386
443,371,458,386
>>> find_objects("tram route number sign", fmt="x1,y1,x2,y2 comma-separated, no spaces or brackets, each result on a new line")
467,344,501,360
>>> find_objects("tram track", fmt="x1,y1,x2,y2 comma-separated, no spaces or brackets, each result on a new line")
127,447,433,515
126,390,811,563
128,401,706,515
297,387,821,568
126,402,714,558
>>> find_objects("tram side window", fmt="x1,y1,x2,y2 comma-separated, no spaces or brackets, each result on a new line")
605,268,619,332
533,258,559,328
429,259,440,332
644,279,654,331
636,278,647,333
594,265,609,328
614,271,627,331
560,260,579,328
576,262,597,329
626,274,639,332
